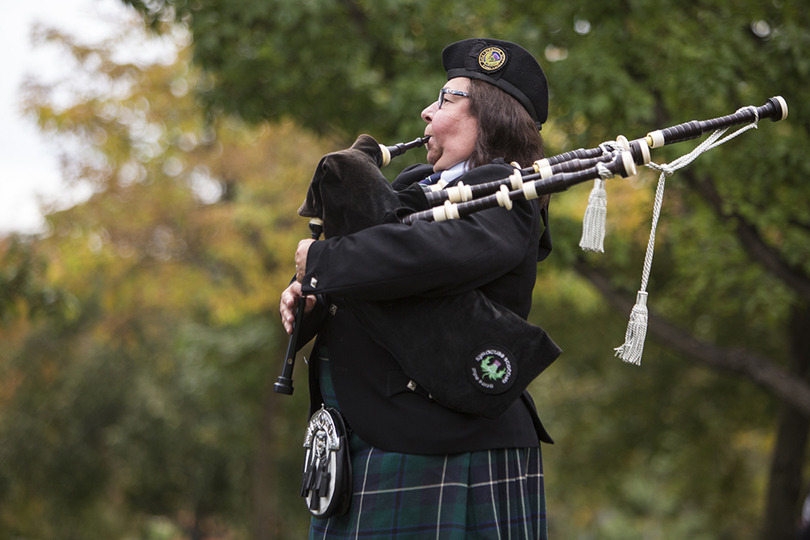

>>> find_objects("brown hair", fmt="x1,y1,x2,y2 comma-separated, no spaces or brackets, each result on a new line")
466,78,548,207
466,78,545,169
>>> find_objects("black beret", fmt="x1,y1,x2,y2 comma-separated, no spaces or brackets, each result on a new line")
442,38,549,129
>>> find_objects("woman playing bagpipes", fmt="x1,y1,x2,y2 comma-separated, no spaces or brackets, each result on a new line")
279,38,561,539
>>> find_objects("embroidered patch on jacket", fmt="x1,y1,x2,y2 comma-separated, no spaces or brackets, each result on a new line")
468,345,516,394
478,46,507,72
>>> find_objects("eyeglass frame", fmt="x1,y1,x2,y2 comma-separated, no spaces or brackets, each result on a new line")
438,88,471,109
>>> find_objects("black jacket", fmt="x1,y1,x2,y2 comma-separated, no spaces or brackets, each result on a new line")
298,161,556,455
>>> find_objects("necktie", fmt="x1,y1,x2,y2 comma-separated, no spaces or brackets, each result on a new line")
419,172,442,185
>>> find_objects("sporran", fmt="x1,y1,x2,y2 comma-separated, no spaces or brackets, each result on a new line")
300,405,352,519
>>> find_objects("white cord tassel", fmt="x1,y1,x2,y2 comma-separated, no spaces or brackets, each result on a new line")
580,157,616,253
614,291,648,365
614,107,760,366
579,178,607,253
613,166,666,366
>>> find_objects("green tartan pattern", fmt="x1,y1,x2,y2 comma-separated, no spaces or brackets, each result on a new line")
309,351,547,539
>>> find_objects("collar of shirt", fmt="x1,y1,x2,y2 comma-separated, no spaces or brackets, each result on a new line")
438,161,470,185
421,161,470,186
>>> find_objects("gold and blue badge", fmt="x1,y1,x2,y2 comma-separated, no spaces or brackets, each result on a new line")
478,46,507,71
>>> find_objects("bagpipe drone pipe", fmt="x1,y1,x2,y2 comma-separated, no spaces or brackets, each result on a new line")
275,96,788,418
413,96,788,219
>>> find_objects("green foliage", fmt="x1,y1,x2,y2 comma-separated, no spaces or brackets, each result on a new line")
126,0,449,142
0,237,76,325
0,309,278,538
2,20,328,538
533,215,776,540
523,4,807,536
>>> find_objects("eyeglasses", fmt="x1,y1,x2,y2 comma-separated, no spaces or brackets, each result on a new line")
438,88,470,109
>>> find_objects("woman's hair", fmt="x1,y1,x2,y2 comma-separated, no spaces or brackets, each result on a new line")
466,78,544,170
466,78,548,207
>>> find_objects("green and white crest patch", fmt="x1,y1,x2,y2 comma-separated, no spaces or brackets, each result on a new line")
468,345,516,395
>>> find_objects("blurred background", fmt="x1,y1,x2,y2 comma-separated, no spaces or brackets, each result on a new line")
1,0,148,235
0,0,807,539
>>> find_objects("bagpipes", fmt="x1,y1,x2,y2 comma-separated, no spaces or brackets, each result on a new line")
275,95,788,405
406,96,787,228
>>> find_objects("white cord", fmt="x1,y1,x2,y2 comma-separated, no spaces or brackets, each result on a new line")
615,107,760,365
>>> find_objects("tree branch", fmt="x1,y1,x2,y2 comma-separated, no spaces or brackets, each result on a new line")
682,169,810,303
335,0,398,82
574,258,810,418
337,0,369,34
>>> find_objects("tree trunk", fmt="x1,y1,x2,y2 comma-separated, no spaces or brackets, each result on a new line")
761,304,810,540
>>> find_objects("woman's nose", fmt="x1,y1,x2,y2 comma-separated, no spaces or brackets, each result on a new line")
421,101,437,123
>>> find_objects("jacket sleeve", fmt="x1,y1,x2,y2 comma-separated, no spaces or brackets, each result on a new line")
300,195,538,300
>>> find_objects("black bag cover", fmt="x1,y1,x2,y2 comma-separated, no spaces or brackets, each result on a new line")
298,134,411,237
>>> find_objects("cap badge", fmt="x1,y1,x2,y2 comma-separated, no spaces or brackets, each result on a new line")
478,46,507,71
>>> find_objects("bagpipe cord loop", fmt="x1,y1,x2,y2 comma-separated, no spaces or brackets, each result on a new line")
615,107,760,365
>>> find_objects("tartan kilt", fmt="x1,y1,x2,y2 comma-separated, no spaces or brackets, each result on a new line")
309,353,548,540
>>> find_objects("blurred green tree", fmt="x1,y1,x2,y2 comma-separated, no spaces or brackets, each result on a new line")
0,236,74,325
1,20,329,539
531,3,809,539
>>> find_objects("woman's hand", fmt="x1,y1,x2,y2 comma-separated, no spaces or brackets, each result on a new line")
279,280,317,334
295,238,315,283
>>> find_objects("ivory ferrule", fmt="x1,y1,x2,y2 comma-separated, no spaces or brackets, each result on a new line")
496,185,513,210
444,200,460,220
523,180,539,201
378,145,392,167
509,170,524,190
647,130,665,149
533,158,550,173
